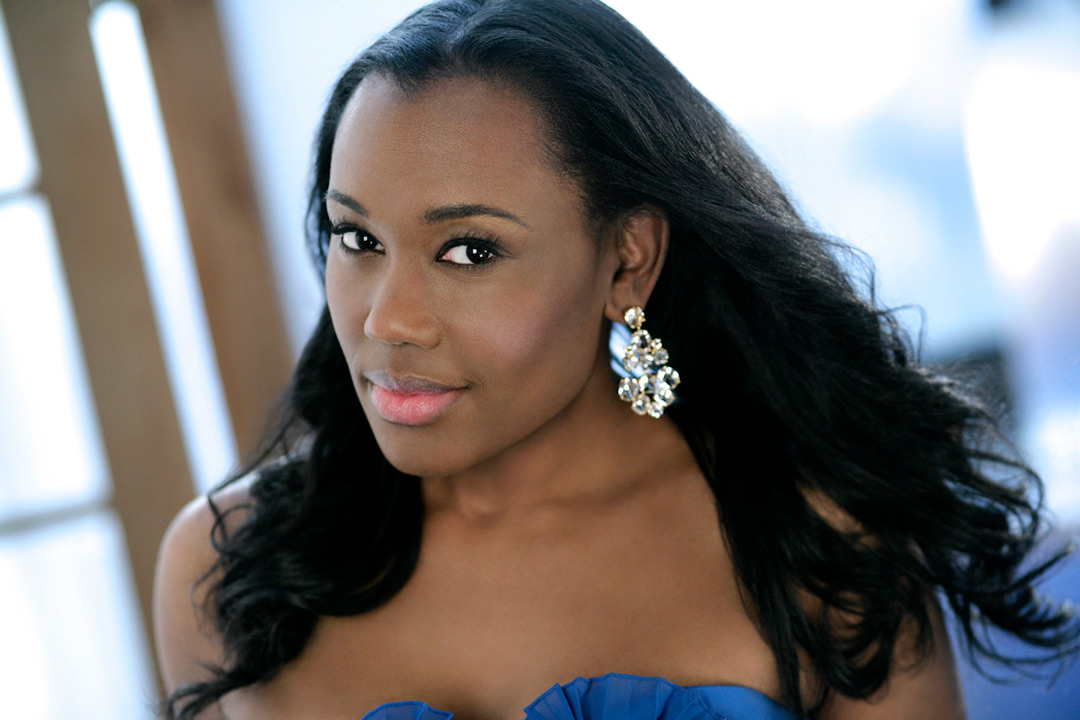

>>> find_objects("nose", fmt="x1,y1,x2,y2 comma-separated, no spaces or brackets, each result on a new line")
363,262,440,348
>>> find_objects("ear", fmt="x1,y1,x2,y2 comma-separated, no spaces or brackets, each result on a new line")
604,209,669,324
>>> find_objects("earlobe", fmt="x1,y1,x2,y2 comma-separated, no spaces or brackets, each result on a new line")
604,209,669,323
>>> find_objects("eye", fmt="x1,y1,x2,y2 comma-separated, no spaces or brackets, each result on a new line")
439,240,499,267
331,226,383,254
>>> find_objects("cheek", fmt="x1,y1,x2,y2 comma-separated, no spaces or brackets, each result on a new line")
485,302,553,362
466,267,605,406
324,255,345,321
323,255,365,367
325,256,360,330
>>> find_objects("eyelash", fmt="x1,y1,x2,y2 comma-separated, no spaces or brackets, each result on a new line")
329,223,503,269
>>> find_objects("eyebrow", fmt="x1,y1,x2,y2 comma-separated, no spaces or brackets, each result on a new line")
325,189,531,229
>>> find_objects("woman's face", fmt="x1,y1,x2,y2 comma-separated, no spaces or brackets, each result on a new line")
325,74,620,478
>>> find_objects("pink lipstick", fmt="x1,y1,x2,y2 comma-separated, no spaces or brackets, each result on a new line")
365,373,464,426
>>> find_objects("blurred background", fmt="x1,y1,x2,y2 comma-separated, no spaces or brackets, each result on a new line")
0,0,1077,717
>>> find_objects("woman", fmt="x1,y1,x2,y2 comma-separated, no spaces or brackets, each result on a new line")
154,1,1078,718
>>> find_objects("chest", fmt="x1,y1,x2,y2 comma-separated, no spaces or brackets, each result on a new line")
220,495,779,719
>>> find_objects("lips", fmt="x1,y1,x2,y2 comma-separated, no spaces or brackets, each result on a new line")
364,372,465,426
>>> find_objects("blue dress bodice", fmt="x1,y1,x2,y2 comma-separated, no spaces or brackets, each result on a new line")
360,672,803,720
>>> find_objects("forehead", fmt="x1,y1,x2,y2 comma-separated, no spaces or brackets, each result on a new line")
328,74,581,223
336,74,550,162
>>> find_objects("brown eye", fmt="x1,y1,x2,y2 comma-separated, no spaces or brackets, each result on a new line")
440,242,497,266
334,228,382,253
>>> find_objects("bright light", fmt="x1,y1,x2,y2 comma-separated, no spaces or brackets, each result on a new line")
607,0,945,126
965,59,1080,286
0,197,109,518
0,4,37,193
1027,408,1080,521
0,512,157,718
91,1,237,491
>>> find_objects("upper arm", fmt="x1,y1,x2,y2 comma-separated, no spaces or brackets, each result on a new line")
153,494,225,693
153,481,253,716
815,595,967,720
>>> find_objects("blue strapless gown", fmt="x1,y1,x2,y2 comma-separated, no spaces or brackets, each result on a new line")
360,672,802,720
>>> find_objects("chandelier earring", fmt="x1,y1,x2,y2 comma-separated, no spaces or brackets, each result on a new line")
616,306,680,418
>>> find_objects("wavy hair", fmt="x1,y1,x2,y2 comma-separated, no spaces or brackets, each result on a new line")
165,0,1078,716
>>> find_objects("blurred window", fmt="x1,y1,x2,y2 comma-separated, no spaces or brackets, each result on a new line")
0,4,159,717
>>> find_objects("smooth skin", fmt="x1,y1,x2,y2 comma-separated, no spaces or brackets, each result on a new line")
154,75,966,720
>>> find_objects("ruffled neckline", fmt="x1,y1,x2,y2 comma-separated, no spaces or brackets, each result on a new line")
359,672,801,720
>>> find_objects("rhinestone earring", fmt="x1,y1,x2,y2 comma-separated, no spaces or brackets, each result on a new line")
617,306,680,418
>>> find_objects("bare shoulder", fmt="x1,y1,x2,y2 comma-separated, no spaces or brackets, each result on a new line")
153,476,256,701
816,596,966,720
796,485,966,718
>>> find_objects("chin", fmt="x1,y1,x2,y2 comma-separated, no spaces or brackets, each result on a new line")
371,430,481,479
381,453,453,479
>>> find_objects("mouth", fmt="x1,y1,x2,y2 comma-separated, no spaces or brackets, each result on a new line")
363,372,466,426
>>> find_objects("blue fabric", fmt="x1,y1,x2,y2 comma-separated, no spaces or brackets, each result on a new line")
359,673,802,720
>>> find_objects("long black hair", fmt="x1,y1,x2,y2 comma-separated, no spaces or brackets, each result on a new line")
165,0,1078,716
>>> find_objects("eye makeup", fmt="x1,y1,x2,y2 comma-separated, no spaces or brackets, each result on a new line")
329,221,506,269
